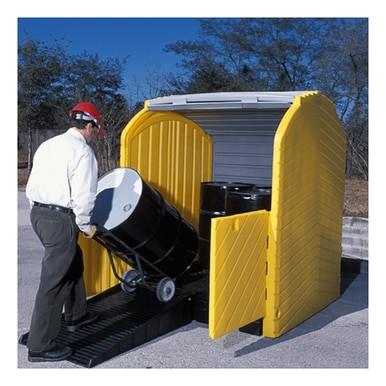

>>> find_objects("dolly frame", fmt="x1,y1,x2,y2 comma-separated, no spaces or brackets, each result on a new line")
94,225,176,301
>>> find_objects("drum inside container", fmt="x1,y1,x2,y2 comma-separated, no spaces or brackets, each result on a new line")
91,168,143,230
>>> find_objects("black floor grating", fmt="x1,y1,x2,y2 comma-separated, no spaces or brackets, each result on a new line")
19,267,210,368
21,284,195,368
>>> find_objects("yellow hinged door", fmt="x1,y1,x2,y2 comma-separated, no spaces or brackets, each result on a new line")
209,210,268,339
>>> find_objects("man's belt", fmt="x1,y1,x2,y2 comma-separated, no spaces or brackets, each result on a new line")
33,201,73,214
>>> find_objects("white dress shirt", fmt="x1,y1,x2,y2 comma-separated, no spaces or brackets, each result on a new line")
26,128,98,233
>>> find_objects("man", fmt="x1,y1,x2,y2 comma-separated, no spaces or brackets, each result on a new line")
24,102,103,362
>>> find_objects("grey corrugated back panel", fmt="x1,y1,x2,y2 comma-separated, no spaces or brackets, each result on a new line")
181,110,287,186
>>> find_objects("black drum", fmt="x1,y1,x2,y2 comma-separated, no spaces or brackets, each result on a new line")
198,209,227,241
200,181,255,212
198,237,210,265
91,168,198,278
198,181,255,269
225,187,272,215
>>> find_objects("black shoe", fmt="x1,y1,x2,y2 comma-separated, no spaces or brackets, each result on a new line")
65,311,98,332
28,345,72,362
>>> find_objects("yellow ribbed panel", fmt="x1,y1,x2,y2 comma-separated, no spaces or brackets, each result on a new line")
264,92,346,338
209,210,268,339
82,107,212,295
120,109,212,228
80,234,128,295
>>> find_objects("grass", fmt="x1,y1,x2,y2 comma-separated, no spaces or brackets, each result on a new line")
343,177,368,218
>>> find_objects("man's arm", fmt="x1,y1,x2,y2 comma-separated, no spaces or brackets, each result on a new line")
70,150,98,234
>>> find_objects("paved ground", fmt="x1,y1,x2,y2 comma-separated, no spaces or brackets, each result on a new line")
17,192,368,368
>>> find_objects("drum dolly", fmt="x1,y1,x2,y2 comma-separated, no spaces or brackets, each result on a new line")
94,224,177,303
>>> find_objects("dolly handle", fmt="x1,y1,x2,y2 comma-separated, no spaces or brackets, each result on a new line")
94,223,107,236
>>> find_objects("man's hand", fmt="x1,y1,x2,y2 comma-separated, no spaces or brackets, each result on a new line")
83,224,97,239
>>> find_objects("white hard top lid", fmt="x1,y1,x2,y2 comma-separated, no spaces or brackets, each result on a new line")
147,91,311,111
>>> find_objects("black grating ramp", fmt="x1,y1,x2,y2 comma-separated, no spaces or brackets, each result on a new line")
21,285,194,368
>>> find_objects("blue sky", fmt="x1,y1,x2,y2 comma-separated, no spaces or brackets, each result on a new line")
18,18,201,94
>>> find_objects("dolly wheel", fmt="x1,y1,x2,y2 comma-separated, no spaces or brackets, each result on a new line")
156,277,175,302
120,269,139,293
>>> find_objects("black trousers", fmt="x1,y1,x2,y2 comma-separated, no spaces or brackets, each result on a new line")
27,206,87,352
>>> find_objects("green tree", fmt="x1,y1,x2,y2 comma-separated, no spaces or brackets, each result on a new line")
165,18,368,178
313,19,368,178
18,40,130,174
18,40,66,171
167,58,234,93
60,52,130,174
165,19,321,92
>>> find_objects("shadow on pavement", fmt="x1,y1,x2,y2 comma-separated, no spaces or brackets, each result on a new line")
233,268,368,358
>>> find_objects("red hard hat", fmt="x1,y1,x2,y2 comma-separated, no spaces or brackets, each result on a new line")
69,102,105,137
